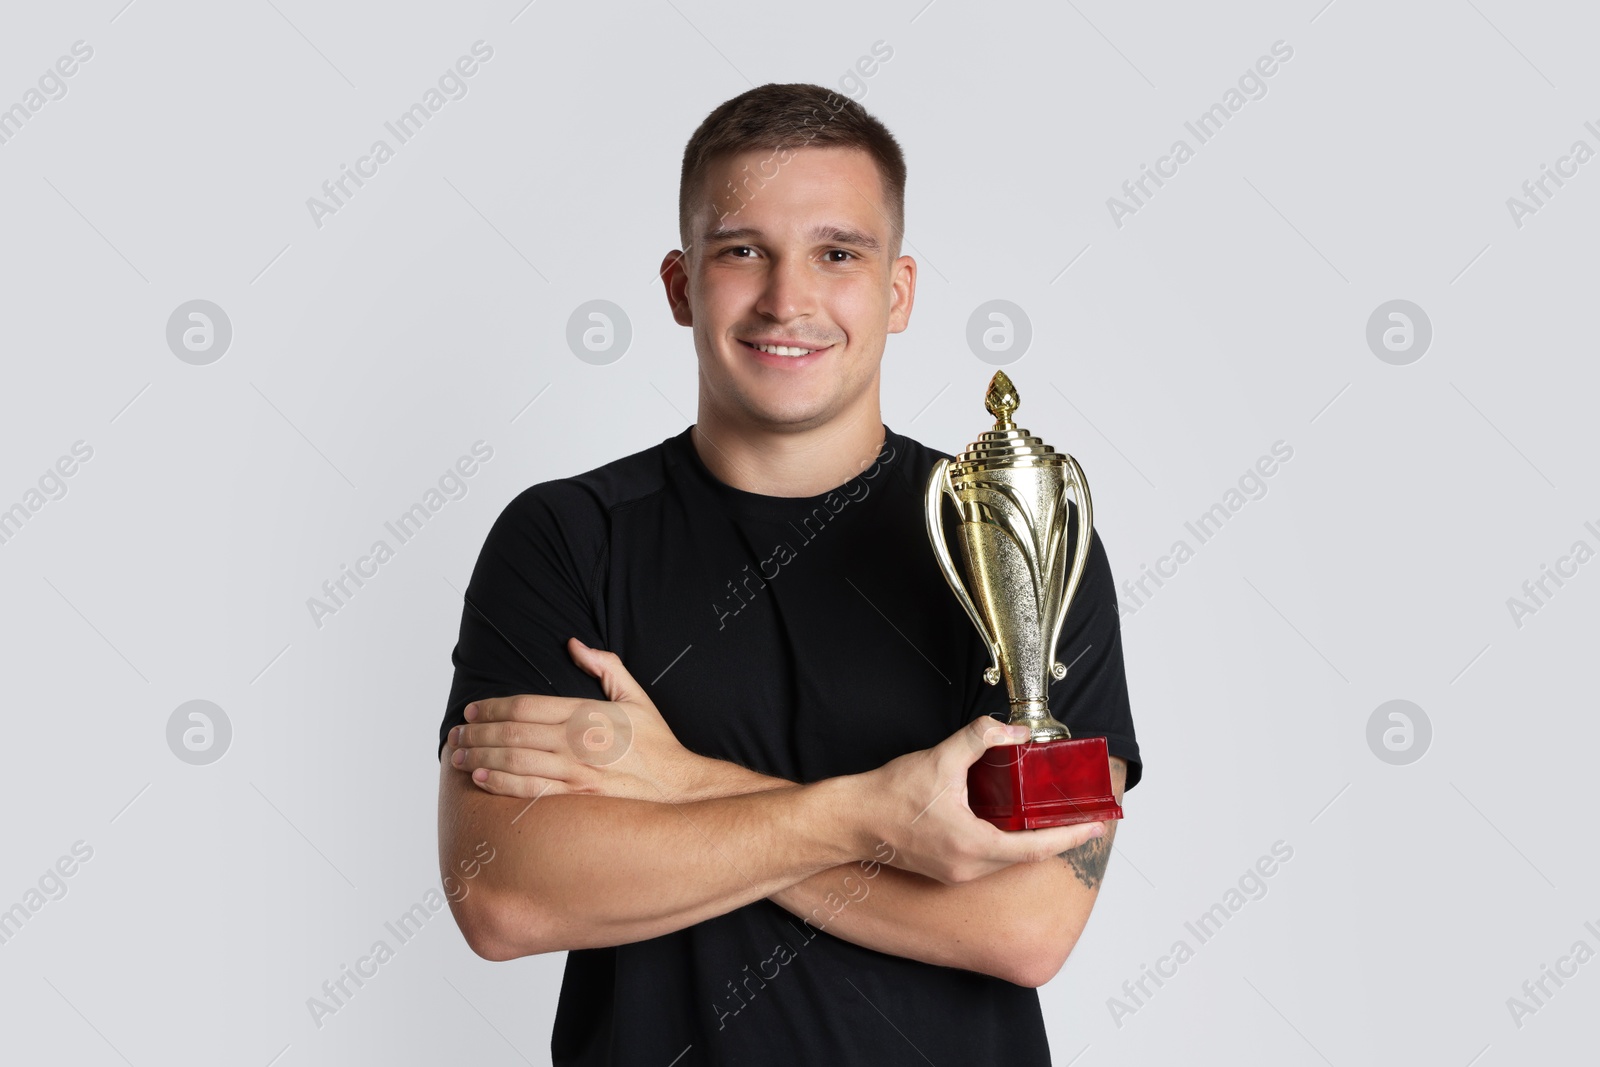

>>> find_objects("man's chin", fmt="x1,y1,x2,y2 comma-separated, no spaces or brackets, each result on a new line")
731,394,839,433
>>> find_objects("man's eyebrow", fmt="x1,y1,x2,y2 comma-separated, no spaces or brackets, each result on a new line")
813,225,882,252
701,224,882,253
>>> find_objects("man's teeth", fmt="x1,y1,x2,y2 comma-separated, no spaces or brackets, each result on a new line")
749,342,821,357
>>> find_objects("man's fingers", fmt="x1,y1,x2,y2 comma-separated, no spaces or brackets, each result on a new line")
567,637,645,704
991,820,1106,864
464,695,577,726
454,744,586,784
452,721,565,753
468,767,568,801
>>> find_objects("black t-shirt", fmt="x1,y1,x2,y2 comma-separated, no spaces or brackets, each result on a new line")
439,424,1142,1066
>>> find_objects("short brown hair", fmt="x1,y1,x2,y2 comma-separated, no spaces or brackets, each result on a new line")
678,83,907,257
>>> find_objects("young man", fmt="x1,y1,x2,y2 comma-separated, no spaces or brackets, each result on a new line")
437,83,1142,1065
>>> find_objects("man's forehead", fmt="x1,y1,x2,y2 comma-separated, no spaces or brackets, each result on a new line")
695,145,888,229
714,142,877,171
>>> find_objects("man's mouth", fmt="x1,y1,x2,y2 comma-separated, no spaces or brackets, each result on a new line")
738,339,833,358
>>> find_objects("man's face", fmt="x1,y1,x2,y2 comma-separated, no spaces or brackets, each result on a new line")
662,145,915,433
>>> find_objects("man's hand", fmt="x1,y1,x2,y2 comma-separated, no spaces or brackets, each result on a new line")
861,716,1107,886
448,638,713,803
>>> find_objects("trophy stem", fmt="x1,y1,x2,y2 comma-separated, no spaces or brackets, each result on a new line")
1008,702,1072,743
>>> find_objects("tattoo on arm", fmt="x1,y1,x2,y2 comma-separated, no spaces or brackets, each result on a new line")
1060,824,1115,889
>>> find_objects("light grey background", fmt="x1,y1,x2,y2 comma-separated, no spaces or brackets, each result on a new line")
2,1,1594,1064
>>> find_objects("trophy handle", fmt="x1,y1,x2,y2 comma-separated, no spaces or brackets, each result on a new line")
925,458,1004,685
1047,453,1095,679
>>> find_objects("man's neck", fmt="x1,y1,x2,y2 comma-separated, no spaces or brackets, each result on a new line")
690,408,887,498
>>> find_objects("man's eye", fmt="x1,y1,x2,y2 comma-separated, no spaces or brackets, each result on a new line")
825,249,856,262
721,245,756,258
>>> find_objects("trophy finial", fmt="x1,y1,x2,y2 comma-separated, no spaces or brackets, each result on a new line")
984,370,1020,429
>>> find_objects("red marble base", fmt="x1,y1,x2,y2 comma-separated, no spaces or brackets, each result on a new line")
968,734,1124,830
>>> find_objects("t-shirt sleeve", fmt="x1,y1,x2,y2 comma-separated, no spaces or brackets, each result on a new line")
1049,523,1143,791
437,480,610,761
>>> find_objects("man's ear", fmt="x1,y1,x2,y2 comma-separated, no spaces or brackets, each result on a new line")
886,254,917,335
660,249,692,327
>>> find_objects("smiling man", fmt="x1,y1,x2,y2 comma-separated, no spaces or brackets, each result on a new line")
436,83,1142,1066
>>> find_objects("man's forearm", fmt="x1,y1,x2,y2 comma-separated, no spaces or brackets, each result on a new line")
690,753,1113,985
684,757,1007,972
775,820,1117,985
440,746,868,960
683,755,791,799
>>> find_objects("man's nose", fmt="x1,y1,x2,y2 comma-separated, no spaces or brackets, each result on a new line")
754,255,819,323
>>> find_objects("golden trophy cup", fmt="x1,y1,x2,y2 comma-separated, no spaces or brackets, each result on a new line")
925,371,1124,829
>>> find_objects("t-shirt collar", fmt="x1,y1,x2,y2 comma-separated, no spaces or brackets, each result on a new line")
669,424,906,522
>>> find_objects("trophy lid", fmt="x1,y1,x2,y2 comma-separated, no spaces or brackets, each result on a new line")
951,370,1065,474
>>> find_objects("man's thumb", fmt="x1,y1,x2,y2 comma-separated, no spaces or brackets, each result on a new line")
569,638,643,703
958,715,1030,762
